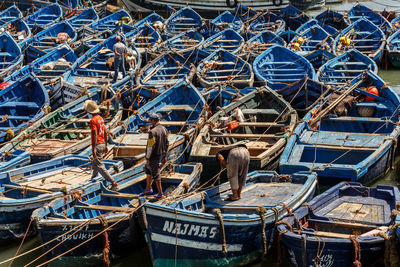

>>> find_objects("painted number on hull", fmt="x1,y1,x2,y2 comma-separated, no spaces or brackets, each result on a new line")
163,220,217,239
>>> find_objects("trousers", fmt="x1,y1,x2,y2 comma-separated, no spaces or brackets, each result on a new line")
112,56,126,82
227,146,250,190
91,143,113,182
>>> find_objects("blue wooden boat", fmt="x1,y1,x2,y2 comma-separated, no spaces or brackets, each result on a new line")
0,5,22,23
0,155,122,240
20,21,77,62
277,182,400,267
165,7,202,35
25,3,62,29
197,49,254,88
304,49,334,70
253,45,316,90
0,31,23,77
243,30,286,59
126,23,162,55
333,18,385,64
0,75,49,145
280,71,400,185
152,30,203,56
277,5,309,31
349,3,392,36
8,44,78,93
199,86,253,113
0,150,30,171
315,9,349,30
390,15,400,32
233,4,258,22
199,29,244,54
86,9,132,34
1,87,122,164
190,86,296,171
107,81,205,165
279,29,297,44
317,49,378,88
66,7,99,30
137,52,195,89
0,18,31,43
31,162,202,265
64,35,141,91
248,11,285,38
290,25,335,55
386,30,400,68
295,19,338,37
142,170,317,267
133,12,164,29
210,11,244,34
276,76,332,117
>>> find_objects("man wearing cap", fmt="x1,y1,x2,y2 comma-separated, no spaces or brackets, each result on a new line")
85,100,118,189
216,144,250,201
140,113,169,199
112,35,127,83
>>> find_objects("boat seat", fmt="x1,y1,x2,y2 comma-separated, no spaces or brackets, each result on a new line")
0,102,40,109
325,116,390,123
241,109,280,116
0,115,32,121
159,104,195,112
0,52,12,57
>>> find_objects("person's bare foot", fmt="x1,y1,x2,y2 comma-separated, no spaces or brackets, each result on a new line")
111,181,118,190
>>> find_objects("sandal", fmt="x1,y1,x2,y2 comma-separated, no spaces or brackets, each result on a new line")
153,193,165,200
139,189,154,196
224,195,239,201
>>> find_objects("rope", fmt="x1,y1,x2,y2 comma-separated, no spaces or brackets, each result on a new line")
257,206,267,256
8,218,33,267
213,208,227,252
350,236,362,267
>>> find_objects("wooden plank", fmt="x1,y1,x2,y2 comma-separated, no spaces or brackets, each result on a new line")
159,121,187,126
3,184,54,194
101,192,140,199
210,133,279,139
75,204,134,213
311,231,351,239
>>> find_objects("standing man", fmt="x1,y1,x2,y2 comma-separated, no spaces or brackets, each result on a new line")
140,113,169,199
112,35,127,83
85,100,118,190
216,144,250,201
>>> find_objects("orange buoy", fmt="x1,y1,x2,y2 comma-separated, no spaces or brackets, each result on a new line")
226,120,239,131
365,86,379,102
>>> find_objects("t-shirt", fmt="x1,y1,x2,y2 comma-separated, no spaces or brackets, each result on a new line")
113,42,127,59
146,124,169,160
90,114,106,144
216,144,247,161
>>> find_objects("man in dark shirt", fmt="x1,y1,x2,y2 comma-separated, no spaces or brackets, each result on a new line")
216,144,250,201
140,113,169,199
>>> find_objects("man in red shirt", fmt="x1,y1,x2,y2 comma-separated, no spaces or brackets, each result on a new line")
85,100,118,190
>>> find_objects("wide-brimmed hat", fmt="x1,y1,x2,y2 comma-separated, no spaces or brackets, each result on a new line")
84,100,100,114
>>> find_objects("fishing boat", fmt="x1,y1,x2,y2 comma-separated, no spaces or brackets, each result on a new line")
304,49,334,70
197,49,254,89
0,5,22,23
243,30,286,59
295,19,338,36
126,24,162,55
315,9,349,30
141,170,317,267
317,49,378,88
279,71,400,185
152,30,203,56
63,36,141,91
190,86,297,171
31,162,202,265
333,18,385,64
0,155,122,240
277,5,309,31
85,9,132,36
233,4,259,22
105,81,205,166
210,11,244,34
20,21,77,62
290,25,335,55
277,182,400,267
1,88,121,163
276,76,332,118
8,44,78,96
349,3,392,36
0,18,31,43
253,45,316,90
66,7,99,30
136,52,195,89
0,150,30,171
0,31,23,77
25,3,62,30
386,30,400,67
122,0,288,14
199,29,244,54
391,15,400,31
133,12,165,29
165,7,202,36
247,11,285,38
0,75,49,145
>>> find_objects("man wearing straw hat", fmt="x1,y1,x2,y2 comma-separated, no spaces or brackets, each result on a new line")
140,113,169,199
85,100,118,190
